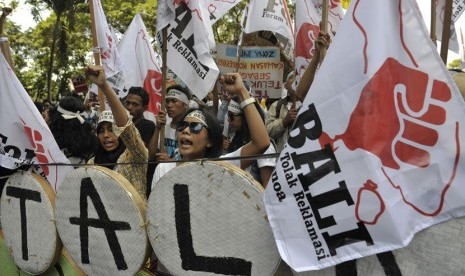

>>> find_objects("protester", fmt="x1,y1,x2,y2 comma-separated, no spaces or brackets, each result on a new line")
151,73,270,188
81,98,98,130
148,85,191,161
124,86,156,146
224,96,276,187
266,31,330,152
85,65,148,200
48,96,98,166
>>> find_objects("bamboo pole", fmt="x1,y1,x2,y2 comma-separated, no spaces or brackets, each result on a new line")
430,0,437,44
440,0,453,64
0,7,15,69
159,28,168,154
319,0,329,63
89,0,105,111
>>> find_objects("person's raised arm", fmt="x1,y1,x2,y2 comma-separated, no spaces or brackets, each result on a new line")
294,31,330,102
85,65,129,127
220,73,270,169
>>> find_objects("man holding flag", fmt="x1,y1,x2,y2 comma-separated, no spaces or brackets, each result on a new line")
265,0,465,272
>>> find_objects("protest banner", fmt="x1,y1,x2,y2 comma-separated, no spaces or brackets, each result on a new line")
294,0,344,86
244,0,294,61
206,0,242,23
435,0,465,54
216,44,284,98
265,0,465,271
118,13,163,119
0,52,72,192
157,1,218,100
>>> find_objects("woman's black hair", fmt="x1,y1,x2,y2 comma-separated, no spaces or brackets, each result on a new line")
227,97,265,153
180,106,223,158
48,96,98,160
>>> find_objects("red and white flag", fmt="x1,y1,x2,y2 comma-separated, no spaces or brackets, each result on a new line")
0,52,72,192
244,0,294,58
435,0,465,53
206,0,242,23
294,0,344,84
118,13,163,119
157,0,218,100
265,0,465,271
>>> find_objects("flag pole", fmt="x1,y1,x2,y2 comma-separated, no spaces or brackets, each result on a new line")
235,2,249,73
430,0,437,44
319,0,329,63
440,0,453,64
159,28,168,154
89,0,105,111
0,7,15,69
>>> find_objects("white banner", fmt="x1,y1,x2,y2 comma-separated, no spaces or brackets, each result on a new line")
157,1,219,100
118,14,163,117
0,53,72,192
157,0,175,32
216,44,284,98
265,0,465,271
435,0,465,53
294,0,344,85
244,0,294,58
206,0,242,23
93,0,124,79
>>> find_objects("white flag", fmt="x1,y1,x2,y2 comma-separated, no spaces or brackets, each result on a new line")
157,1,219,100
89,0,127,101
118,14,163,117
157,0,176,32
206,0,242,23
0,52,72,192
244,0,294,57
435,0,465,53
294,0,344,83
265,0,465,271
93,0,124,78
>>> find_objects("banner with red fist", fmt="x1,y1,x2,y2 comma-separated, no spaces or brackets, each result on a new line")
265,0,465,272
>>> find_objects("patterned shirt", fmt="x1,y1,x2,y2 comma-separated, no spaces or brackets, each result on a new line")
89,119,148,201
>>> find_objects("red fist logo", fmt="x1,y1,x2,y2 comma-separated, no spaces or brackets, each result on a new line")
295,23,319,60
327,58,460,216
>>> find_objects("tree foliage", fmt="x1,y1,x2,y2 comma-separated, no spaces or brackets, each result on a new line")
1,0,292,102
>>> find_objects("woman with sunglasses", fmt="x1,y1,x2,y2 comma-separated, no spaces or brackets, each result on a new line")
224,96,277,188
85,65,148,200
151,73,271,187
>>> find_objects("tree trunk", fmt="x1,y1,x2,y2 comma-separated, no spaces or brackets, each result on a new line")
46,13,61,102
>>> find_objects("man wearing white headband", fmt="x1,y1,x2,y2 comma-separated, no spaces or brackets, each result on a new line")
148,85,191,162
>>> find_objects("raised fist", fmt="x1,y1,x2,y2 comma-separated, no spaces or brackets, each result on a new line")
332,58,459,215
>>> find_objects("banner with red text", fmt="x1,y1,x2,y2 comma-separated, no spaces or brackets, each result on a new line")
265,0,465,271
216,44,283,98
0,52,72,192
207,0,242,23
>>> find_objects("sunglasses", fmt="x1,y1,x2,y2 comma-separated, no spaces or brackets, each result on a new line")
176,121,207,134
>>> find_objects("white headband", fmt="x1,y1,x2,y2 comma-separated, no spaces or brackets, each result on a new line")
166,89,189,105
185,110,208,127
57,106,85,124
228,99,242,114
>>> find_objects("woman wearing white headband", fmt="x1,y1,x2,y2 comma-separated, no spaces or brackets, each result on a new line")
86,65,148,200
151,73,271,188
